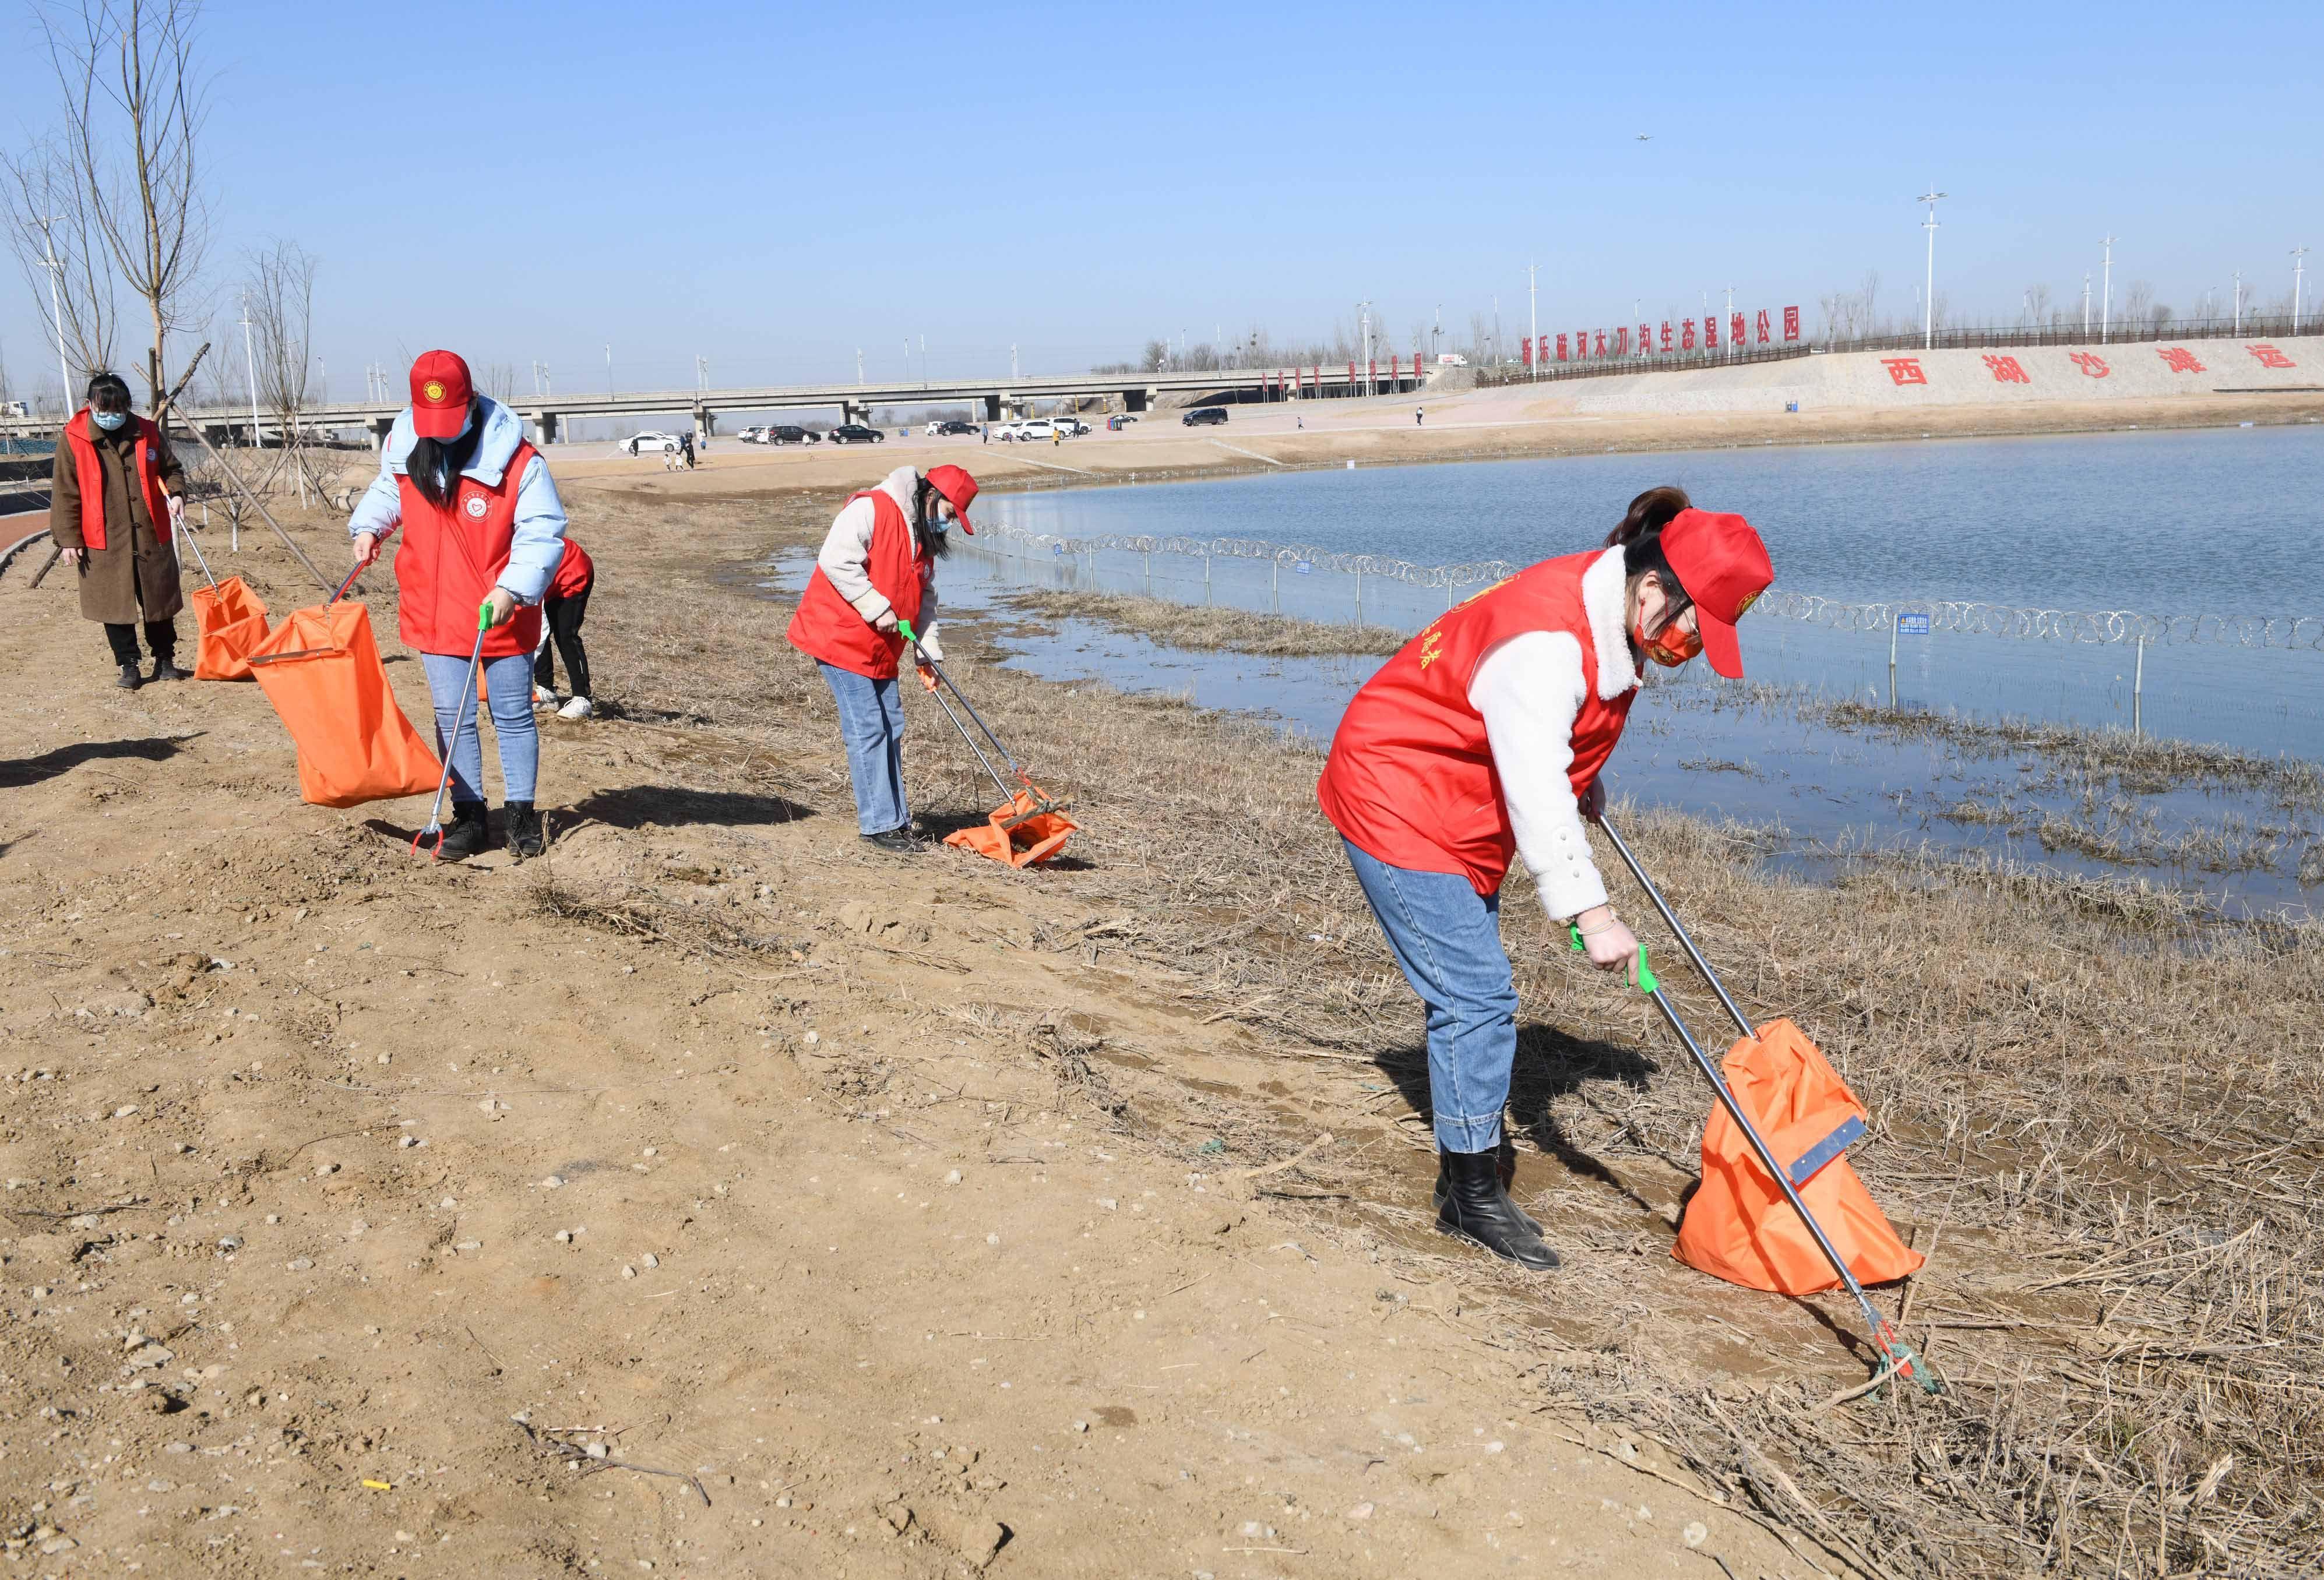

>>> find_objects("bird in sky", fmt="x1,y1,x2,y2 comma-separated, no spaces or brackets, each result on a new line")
1635,133,1653,142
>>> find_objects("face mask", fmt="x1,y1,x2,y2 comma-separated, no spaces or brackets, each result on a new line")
1635,609,1702,668
91,410,128,432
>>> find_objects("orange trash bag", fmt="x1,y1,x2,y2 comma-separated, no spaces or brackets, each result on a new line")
189,576,270,680
944,786,1076,868
1674,1018,1925,1296
246,600,445,809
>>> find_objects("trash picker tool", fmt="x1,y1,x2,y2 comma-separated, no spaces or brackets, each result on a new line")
897,618,1075,867
1579,815,1939,1395
413,601,491,860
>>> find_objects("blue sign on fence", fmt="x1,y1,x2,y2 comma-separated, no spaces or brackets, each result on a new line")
1897,613,1931,636
1294,562,1313,575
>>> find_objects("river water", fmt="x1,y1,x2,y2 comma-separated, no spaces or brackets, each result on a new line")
974,425,2324,761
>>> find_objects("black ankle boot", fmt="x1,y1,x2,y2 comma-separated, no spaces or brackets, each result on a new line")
504,800,544,858
1436,1147,1559,1269
1434,1135,1541,1233
115,663,144,690
436,800,490,860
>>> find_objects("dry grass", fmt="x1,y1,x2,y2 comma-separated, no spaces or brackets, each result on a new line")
560,477,2324,1577
996,586,1409,657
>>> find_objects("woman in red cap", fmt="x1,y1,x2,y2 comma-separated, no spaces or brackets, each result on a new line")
786,464,977,853
1316,487,1774,1269
345,351,571,859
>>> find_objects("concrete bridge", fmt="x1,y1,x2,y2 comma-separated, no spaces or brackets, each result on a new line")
0,359,1440,447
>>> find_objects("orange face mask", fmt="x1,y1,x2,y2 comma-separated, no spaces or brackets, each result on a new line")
1636,607,1702,667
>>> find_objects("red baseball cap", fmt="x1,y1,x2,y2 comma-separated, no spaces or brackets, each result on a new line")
925,464,977,534
408,350,474,440
1659,508,1774,679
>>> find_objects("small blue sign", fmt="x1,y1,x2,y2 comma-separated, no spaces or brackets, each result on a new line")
1294,562,1313,576
1897,612,1931,636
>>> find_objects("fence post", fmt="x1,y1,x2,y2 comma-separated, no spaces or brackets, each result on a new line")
1270,556,1279,613
2133,634,2146,738
1355,566,1364,626
1203,553,1212,606
1888,616,1898,710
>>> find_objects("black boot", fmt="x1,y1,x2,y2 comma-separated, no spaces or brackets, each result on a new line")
435,800,491,860
115,663,144,690
504,800,545,858
1436,1147,1559,1269
147,654,192,682
1434,1135,1541,1233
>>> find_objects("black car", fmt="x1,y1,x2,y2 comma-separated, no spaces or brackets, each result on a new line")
830,424,885,445
1182,407,1228,426
768,425,809,445
934,419,978,436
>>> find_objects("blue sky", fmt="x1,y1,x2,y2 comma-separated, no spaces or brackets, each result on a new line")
1,0,2316,398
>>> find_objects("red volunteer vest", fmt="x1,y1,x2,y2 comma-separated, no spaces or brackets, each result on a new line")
547,537,594,601
392,441,545,659
1316,551,1639,895
786,489,931,680
62,412,170,553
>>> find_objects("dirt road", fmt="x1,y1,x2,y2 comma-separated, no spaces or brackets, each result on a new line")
0,494,1829,1576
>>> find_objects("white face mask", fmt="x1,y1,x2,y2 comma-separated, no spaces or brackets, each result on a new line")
91,410,128,432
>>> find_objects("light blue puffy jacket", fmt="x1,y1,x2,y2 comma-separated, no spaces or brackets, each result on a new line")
346,396,568,603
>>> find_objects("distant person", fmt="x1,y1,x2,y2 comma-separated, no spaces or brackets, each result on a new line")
680,430,697,468
786,464,978,854
1416,406,1425,426
1297,412,1304,430
347,350,569,859
1316,488,1773,1271
981,424,989,445
49,370,190,689
533,535,596,721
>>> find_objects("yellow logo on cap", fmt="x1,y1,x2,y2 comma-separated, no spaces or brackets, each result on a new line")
422,379,447,402
1735,589,1762,616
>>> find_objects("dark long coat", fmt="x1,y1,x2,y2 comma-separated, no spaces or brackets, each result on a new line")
48,413,186,626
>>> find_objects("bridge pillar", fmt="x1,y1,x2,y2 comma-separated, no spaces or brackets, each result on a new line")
368,416,395,452
1126,387,1153,413
981,393,1002,421
841,399,866,425
695,407,715,442
531,411,561,447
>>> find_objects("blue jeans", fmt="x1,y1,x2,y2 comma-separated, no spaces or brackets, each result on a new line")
419,650,538,803
819,661,907,835
1341,837,1518,1154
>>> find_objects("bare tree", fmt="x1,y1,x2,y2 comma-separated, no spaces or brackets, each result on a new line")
2022,282,2052,326
481,362,517,401
244,238,314,441
2119,280,2155,327
39,0,213,408
1,131,122,386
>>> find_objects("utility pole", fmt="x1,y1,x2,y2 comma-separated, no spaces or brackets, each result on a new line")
1920,186,1946,349
1526,264,1537,382
2233,269,2242,332
31,215,70,405
2082,273,2091,336
696,354,708,393
2295,247,2310,335
1358,301,1372,394
240,294,261,449
1009,344,1017,382
1492,294,1501,367
604,343,613,398
857,348,865,385
315,356,326,403
2100,234,2115,343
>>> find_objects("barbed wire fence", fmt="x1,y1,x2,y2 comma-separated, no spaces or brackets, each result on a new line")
957,520,2323,740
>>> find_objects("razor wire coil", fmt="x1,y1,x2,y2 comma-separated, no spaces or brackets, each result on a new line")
967,520,2324,651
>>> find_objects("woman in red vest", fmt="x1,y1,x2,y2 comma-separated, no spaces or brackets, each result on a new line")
1316,489,1773,1269
346,352,569,859
786,464,977,853
48,371,189,689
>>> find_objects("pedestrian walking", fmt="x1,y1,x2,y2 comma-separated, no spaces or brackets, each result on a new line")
681,429,697,469
48,371,190,689
346,350,569,859
533,536,596,720
1416,406,1425,426
785,464,978,854
1315,487,1773,1270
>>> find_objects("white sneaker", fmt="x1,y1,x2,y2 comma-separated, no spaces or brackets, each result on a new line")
533,685,558,707
557,696,594,720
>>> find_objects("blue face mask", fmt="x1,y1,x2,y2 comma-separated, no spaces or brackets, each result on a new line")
91,410,128,432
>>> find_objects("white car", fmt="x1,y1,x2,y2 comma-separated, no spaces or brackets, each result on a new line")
1011,418,1058,442
1052,416,1090,437
623,430,681,457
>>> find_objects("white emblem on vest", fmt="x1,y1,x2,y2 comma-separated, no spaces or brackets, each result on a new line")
463,495,487,519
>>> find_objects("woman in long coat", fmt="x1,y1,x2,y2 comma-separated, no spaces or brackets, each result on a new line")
48,371,188,689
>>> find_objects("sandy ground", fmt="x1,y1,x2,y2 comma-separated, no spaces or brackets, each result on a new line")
543,382,2324,501
0,498,1837,1577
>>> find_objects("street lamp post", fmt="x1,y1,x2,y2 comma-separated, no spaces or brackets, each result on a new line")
2233,270,2242,333
2100,234,2116,343
1918,187,1946,349
241,294,261,448
2295,247,2310,335
31,216,70,405
2082,273,2091,336
604,344,613,398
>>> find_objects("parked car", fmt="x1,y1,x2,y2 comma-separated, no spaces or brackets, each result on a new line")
1052,416,1090,437
1105,414,1139,431
829,424,885,445
735,425,765,444
767,425,811,445
1182,407,1228,427
933,419,978,436
623,429,681,456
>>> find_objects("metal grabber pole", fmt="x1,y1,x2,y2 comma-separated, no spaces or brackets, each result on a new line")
1584,813,1941,1394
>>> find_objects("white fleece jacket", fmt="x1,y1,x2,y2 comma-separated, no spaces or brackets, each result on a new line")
815,465,944,661
1467,546,1639,920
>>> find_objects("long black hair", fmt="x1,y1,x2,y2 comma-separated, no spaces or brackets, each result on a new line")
913,476,953,559
407,398,484,509
1604,484,1692,616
